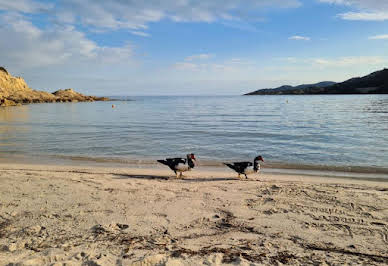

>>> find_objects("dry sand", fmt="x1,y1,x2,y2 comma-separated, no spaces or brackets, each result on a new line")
0,163,387,265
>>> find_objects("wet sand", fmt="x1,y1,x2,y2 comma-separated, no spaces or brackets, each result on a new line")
0,163,387,265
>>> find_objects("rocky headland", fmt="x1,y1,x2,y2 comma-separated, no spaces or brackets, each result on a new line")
245,68,388,95
0,67,109,107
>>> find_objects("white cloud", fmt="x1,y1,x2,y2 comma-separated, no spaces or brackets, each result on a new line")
339,12,388,21
50,0,301,31
278,55,388,69
0,0,52,13
0,13,133,69
311,56,386,67
173,56,256,74
130,31,151,37
289,35,311,41
319,0,388,21
173,62,200,71
172,54,215,71
319,0,388,10
185,54,214,61
369,34,388,40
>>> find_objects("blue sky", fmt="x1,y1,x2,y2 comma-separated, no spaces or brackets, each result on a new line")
0,0,387,95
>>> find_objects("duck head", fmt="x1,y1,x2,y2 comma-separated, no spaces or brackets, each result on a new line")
253,155,263,172
187,153,196,160
187,153,196,168
254,155,264,162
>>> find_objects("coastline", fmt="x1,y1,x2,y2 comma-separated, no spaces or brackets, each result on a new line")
1,162,387,265
1,154,387,181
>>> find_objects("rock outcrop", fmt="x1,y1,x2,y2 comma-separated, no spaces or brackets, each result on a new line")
0,67,109,107
52,89,108,102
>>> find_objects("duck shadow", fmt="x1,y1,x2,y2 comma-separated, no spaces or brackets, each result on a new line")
183,177,239,182
112,173,170,180
112,173,251,182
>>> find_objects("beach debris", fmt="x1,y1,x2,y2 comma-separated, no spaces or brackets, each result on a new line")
1,243,17,252
91,224,108,235
116,223,129,230
91,223,129,235
23,225,44,235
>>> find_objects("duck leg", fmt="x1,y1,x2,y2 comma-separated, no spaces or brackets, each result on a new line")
245,174,248,179
179,172,183,179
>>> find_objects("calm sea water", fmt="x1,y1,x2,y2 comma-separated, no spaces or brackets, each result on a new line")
1,95,387,172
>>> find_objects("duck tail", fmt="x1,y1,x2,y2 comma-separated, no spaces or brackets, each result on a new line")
157,160,168,166
224,163,235,170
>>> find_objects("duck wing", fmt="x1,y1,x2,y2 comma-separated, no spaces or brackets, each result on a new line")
224,162,252,173
157,158,186,170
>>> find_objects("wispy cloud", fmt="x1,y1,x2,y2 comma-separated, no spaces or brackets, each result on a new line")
0,0,52,13
279,55,387,68
130,31,150,37
48,0,302,31
173,56,255,73
185,54,214,61
173,62,199,71
319,0,388,21
369,34,388,40
289,35,311,41
312,56,386,67
339,12,388,21
319,0,388,10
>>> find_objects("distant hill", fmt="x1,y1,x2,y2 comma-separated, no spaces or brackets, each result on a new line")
244,68,388,95
245,81,336,95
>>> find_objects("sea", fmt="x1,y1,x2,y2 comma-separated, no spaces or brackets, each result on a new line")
1,95,388,177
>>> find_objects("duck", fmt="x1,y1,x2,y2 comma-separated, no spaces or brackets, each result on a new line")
157,153,196,178
224,155,264,179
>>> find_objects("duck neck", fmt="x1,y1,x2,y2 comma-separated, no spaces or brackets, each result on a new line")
253,160,260,172
188,158,195,169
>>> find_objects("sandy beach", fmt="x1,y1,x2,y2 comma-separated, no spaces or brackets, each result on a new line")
0,162,387,265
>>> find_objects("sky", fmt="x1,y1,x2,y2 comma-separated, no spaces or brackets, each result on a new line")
0,0,387,95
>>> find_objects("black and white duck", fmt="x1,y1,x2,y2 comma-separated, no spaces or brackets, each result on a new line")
224,155,264,179
157,153,197,178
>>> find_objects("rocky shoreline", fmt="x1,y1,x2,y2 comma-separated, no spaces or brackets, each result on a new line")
0,67,109,107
